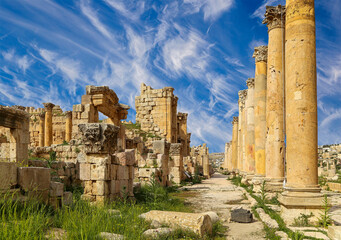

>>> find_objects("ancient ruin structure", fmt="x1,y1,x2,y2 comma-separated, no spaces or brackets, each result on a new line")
225,0,324,224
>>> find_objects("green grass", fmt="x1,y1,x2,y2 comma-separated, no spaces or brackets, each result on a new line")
0,177,224,239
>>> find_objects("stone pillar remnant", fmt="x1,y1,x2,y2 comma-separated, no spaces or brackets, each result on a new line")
263,5,286,189
253,46,268,176
237,90,247,173
65,111,72,142
43,103,55,147
38,112,45,147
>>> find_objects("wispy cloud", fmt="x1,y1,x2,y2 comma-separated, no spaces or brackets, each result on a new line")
251,0,285,20
183,0,234,21
1,49,33,73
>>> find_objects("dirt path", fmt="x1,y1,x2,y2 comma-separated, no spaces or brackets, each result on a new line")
180,173,266,240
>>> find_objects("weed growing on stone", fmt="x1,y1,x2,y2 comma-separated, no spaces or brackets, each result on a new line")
318,194,332,228
292,213,314,227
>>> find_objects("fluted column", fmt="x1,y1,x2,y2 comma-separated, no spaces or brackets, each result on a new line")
245,78,255,174
38,112,45,147
263,5,285,187
65,111,72,142
253,46,268,176
231,117,239,170
43,103,55,147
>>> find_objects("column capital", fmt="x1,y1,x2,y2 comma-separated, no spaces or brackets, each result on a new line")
232,116,239,124
246,78,255,89
43,103,55,111
263,5,286,31
238,90,247,108
253,46,268,63
65,111,72,118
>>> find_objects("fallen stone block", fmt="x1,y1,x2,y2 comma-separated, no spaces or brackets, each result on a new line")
328,226,341,240
142,228,173,238
99,232,124,240
18,167,50,191
50,182,64,197
203,211,219,224
231,208,253,223
256,208,278,228
139,210,212,236
63,192,73,206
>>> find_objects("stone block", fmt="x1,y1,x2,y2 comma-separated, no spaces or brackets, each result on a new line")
18,167,51,191
0,162,18,190
117,166,129,180
91,164,110,180
119,179,129,197
111,164,118,180
173,156,183,167
111,180,119,194
115,150,135,166
79,163,91,180
129,166,134,179
63,192,73,206
231,208,253,223
328,226,341,240
139,168,159,178
50,182,64,197
83,181,93,195
93,181,109,196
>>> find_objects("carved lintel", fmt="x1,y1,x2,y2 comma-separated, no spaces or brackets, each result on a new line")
43,103,55,111
246,78,255,89
78,123,119,154
253,46,268,63
263,5,286,31
170,143,182,156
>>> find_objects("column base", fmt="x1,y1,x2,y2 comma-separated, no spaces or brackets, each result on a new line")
278,189,325,225
251,176,265,193
265,178,284,192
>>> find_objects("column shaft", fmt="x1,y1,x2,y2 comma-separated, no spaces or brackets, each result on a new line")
285,0,318,190
263,5,286,182
231,117,239,170
38,113,45,147
253,46,268,176
43,103,55,147
246,79,255,174
65,111,72,142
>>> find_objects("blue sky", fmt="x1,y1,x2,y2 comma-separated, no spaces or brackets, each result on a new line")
0,0,340,153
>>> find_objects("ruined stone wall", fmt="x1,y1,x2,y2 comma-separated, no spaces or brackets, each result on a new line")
135,83,178,143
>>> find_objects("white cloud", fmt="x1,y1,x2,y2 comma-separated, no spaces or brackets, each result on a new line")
80,0,113,39
1,49,33,73
225,56,244,67
183,0,234,21
251,0,285,20
104,0,145,22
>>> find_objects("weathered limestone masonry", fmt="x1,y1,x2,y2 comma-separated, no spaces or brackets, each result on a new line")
0,105,30,164
0,106,71,206
74,85,129,151
78,123,134,202
65,111,72,142
177,112,189,157
278,0,323,224
253,46,268,177
263,5,286,191
231,117,239,171
135,83,178,144
190,144,210,176
245,78,255,175
223,142,231,170
169,143,184,184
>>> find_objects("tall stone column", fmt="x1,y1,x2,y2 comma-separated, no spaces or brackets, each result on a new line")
231,117,239,170
241,90,248,174
263,5,286,189
245,78,255,174
65,111,72,142
253,46,268,176
38,112,45,147
43,103,55,147
279,0,323,224
237,90,247,173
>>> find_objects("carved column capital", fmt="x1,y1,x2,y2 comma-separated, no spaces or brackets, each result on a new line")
246,78,255,89
253,46,268,63
78,123,119,154
232,117,239,124
263,5,286,31
43,103,55,111
238,90,247,109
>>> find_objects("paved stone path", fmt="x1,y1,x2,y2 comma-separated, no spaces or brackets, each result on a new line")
181,173,266,240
